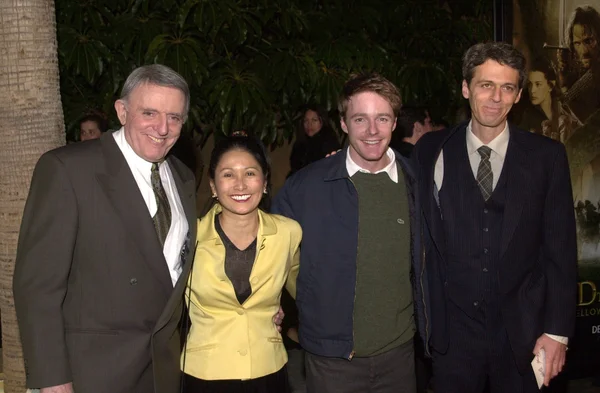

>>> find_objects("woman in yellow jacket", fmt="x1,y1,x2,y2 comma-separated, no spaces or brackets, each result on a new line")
182,134,301,393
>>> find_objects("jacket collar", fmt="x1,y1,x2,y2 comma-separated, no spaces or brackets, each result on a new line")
198,203,277,245
437,120,534,159
323,148,351,181
323,147,415,182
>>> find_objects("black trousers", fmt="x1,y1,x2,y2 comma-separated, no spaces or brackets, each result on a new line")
305,338,416,393
183,365,290,393
432,301,538,393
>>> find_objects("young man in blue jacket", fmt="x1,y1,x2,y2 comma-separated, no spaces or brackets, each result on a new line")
273,73,428,393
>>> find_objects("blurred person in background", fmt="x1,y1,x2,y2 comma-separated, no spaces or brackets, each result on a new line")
288,105,340,177
79,112,109,141
390,106,434,158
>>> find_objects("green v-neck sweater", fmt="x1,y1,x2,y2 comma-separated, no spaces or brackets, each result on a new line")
350,169,415,357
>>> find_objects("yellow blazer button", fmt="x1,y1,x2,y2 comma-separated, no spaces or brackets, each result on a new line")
237,308,245,315
251,277,258,284
239,349,247,356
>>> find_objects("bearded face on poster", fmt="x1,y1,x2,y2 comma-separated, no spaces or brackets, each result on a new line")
558,5,600,125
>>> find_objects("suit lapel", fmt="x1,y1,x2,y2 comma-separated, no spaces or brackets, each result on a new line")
499,127,529,259
422,125,467,258
422,166,445,257
95,132,173,296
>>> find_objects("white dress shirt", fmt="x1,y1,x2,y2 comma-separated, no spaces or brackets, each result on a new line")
346,147,398,182
434,121,509,192
432,120,568,346
113,128,188,286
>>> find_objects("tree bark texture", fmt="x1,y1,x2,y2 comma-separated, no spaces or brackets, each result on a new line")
0,0,65,391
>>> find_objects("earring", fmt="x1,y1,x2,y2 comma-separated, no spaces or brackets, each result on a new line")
212,192,218,200
263,188,268,194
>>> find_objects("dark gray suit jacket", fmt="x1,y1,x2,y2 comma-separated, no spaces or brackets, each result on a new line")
13,131,197,393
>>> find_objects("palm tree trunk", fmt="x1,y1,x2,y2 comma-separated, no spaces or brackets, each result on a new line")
0,0,65,391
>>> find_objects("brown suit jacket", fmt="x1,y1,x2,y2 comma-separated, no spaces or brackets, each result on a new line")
13,131,197,393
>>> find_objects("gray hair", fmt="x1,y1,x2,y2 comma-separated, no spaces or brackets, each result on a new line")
120,64,190,121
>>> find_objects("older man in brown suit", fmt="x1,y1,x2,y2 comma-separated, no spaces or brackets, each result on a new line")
13,64,197,393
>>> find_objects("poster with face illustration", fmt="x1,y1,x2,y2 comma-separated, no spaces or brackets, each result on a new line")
511,0,600,377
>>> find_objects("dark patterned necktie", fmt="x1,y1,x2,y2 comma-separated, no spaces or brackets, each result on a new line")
476,146,493,201
151,163,171,247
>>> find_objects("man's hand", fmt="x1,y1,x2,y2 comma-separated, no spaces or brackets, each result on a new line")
533,334,567,386
325,149,341,158
41,382,74,393
273,306,285,332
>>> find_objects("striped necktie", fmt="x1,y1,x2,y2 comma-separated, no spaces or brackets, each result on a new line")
151,162,172,247
476,146,493,201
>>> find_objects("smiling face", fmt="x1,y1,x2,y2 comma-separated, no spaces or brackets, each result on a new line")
340,91,396,172
114,83,185,162
462,59,522,136
528,71,552,106
210,149,267,217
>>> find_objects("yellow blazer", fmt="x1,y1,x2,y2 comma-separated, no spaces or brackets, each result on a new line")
182,204,301,380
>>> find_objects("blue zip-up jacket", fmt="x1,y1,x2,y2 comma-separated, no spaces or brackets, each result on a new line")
272,149,430,359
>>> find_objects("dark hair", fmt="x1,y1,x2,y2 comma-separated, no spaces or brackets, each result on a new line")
528,58,558,87
79,113,109,133
338,72,402,119
395,106,429,138
528,58,561,134
462,42,527,89
209,135,271,210
566,6,600,54
296,104,333,142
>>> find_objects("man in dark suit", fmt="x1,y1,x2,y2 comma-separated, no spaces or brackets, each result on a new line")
13,64,197,393
413,42,577,393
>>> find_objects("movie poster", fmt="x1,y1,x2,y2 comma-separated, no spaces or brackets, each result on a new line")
511,0,600,377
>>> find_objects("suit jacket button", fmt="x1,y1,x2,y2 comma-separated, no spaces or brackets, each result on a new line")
239,349,247,356
251,277,258,284
237,308,245,315
130,278,138,285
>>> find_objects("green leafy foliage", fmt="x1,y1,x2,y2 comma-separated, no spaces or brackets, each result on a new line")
55,0,492,143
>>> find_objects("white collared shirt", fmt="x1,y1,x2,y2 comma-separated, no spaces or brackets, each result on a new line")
113,128,188,286
434,121,509,192
346,147,398,183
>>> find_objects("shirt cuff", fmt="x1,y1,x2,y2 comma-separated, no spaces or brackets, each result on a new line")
545,333,568,345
